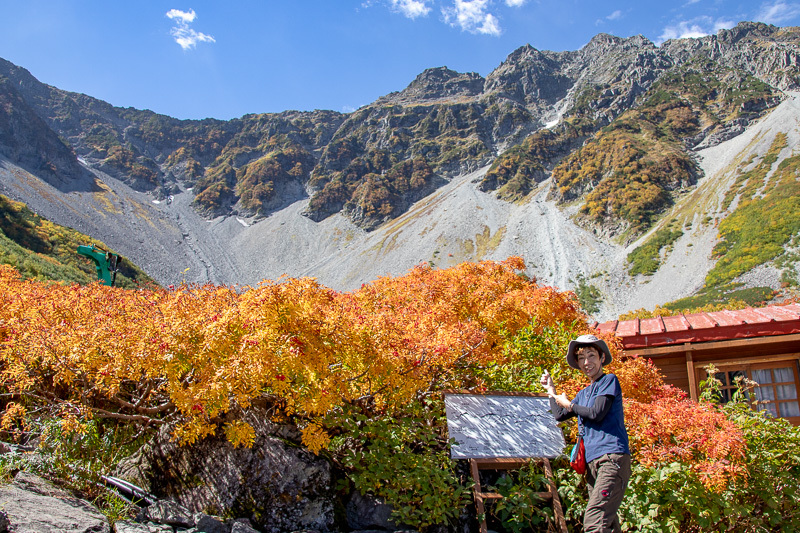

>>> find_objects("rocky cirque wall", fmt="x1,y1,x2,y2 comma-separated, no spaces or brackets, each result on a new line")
2,90,799,320
1,22,799,319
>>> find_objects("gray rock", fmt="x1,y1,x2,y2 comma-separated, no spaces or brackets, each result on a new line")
113,520,153,533
136,500,194,528
10,471,72,497
116,409,333,533
144,524,174,533
229,522,259,533
194,513,228,533
346,492,401,531
0,471,110,532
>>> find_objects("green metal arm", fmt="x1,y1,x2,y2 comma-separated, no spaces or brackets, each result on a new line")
77,244,121,286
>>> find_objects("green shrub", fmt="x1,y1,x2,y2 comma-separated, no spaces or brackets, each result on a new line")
663,285,774,312
490,462,554,532
324,400,473,531
628,226,684,276
0,416,145,525
574,275,603,314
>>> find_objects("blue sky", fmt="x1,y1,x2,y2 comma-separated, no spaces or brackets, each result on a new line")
1,1,798,120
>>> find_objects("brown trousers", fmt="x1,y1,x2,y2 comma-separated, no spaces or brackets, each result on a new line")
584,453,631,533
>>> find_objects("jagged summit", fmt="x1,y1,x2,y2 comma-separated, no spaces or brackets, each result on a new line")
383,66,485,104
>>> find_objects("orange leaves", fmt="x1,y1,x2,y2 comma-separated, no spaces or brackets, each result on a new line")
625,395,746,491
0,258,583,451
610,355,679,404
224,420,256,448
0,260,756,490
0,402,26,433
301,422,331,455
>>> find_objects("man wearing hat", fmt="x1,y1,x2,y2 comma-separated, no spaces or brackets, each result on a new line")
540,334,631,533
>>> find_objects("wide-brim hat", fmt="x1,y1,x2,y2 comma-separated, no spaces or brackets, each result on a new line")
566,334,612,369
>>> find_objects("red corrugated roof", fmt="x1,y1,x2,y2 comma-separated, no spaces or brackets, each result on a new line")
593,303,800,349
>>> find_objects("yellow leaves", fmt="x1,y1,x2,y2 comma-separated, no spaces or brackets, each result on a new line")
0,402,26,432
0,264,22,282
173,417,217,446
59,412,90,435
225,420,256,448
0,258,584,452
301,422,331,455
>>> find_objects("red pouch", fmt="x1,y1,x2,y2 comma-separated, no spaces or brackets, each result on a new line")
569,435,586,474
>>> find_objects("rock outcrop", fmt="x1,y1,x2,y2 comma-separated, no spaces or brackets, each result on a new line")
0,469,312,533
0,471,110,533
114,411,334,533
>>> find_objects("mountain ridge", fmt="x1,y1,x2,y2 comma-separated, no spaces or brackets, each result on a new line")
1,21,799,319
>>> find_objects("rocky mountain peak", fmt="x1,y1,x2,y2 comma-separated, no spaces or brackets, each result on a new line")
484,45,571,107
716,21,778,44
577,33,656,62
393,66,485,103
583,32,625,51
502,44,545,63
659,21,800,91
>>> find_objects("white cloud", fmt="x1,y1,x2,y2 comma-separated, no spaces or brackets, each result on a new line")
505,0,526,6
756,1,800,24
442,0,503,36
166,8,216,50
594,9,622,26
166,8,196,24
713,19,736,32
595,9,622,26
659,21,709,41
657,16,734,43
390,0,432,19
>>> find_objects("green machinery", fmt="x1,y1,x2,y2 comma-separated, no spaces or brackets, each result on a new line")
77,244,121,286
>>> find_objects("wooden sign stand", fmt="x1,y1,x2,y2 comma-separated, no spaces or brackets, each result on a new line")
443,391,569,533
469,457,567,533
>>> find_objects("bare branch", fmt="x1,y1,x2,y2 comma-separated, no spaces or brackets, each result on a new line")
89,406,167,425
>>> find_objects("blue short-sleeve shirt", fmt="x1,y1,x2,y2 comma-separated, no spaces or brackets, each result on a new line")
574,373,630,463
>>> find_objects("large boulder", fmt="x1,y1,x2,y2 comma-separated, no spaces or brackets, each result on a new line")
346,491,404,531
115,410,334,533
0,471,110,533
134,501,194,528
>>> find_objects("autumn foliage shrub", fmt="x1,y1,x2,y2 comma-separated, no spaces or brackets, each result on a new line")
0,258,583,450
625,392,746,490
1,258,797,531
614,376,800,533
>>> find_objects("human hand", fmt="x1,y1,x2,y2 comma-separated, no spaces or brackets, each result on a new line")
552,393,572,410
539,369,555,396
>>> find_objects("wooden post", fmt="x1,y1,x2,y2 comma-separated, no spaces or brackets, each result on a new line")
542,457,567,532
469,458,567,533
470,459,489,533
686,345,698,401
